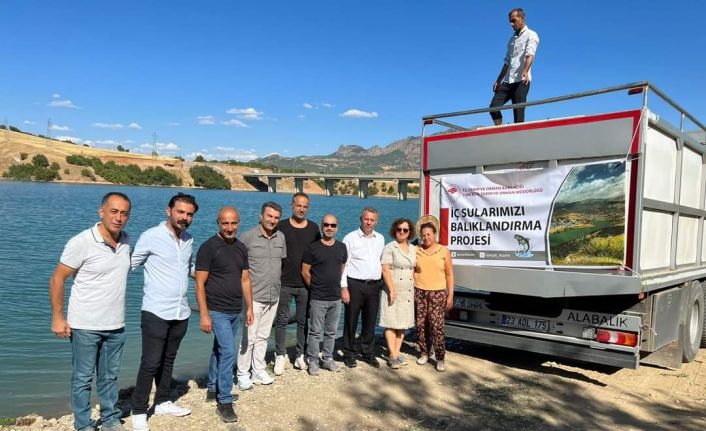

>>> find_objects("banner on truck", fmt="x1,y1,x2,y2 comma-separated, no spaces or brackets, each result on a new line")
440,161,626,268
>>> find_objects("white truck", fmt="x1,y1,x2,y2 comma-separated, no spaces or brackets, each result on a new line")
420,82,706,368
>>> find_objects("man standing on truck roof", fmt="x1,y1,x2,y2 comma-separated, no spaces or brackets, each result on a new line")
489,8,539,125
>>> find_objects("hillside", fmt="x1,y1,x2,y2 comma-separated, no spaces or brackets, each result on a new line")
254,136,420,174
0,129,419,196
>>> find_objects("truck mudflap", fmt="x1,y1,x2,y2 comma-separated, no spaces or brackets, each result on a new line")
447,296,642,369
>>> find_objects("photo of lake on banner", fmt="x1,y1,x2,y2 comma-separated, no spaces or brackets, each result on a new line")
549,161,626,266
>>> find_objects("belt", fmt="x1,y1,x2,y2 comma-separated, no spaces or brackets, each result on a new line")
349,277,381,285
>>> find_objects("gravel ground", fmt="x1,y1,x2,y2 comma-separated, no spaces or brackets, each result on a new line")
2,340,704,431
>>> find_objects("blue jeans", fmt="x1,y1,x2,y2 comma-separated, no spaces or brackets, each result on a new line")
70,328,126,431
207,311,241,404
306,299,341,363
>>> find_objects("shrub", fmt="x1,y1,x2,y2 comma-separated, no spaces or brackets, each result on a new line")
20,152,28,160
32,154,49,168
64,168,70,174
190,165,231,189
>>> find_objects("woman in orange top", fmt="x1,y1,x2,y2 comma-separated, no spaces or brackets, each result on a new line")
413,215,454,372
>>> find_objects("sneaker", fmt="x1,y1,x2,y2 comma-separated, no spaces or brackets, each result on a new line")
343,356,357,368
216,402,238,423
321,359,340,373
362,355,380,368
308,360,320,376
102,422,125,431
131,413,149,431
273,354,286,376
294,354,308,370
252,371,274,385
436,360,446,372
417,354,429,365
205,390,217,403
397,355,408,366
154,401,191,417
388,358,400,369
237,374,253,391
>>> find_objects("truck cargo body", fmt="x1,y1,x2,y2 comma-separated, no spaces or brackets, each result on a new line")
421,83,706,368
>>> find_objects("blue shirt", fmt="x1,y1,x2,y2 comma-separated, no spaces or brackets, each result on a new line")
131,221,194,321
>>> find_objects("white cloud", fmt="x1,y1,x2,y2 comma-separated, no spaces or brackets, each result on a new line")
48,99,79,109
322,102,333,108
124,140,134,144
93,122,124,130
221,119,249,128
557,171,626,203
23,120,36,125
186,146,258,162
136,141,180,154
167,122,180,127
197,115,215,125
297,114,306,119
128,122,142,130
56,135,82,143
50,124,71,131
52,93,61,98
303,103,314,109
340,109,378,119
226,107,263,120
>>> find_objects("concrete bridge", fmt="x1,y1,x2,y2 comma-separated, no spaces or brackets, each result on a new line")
242,172,419,200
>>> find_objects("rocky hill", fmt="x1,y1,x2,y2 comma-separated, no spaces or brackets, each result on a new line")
254,136,421,174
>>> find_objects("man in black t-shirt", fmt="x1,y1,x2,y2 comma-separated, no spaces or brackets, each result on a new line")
301,214,347,376
273,193,321,375
195,206,254,423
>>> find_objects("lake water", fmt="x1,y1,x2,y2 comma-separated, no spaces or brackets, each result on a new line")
0,181,418,418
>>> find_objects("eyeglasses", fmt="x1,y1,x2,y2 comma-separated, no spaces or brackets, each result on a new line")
323,223,337,228
396,228,410,233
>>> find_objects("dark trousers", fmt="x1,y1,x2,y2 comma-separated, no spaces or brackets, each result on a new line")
131,311,188,414
489,81,531,123
274,285,309,356
342,277,381,358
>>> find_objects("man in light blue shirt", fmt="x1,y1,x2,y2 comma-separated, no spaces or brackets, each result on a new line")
130,193,198,431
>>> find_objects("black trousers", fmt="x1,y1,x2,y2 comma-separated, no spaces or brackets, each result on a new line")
274,285,309,356
131,311,188,414
342,277,381,358
489,81,531,123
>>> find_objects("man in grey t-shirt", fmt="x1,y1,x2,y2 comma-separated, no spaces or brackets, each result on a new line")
237,201,287,389
49,192,132,431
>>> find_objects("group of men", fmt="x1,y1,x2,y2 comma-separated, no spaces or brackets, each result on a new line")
50,191,388,431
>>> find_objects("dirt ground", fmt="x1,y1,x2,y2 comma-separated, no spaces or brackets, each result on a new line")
5,339,704,431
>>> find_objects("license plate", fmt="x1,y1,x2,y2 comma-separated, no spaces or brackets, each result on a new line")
501,314,549,332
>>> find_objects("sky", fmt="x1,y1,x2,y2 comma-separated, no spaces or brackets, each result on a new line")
2,1,704,161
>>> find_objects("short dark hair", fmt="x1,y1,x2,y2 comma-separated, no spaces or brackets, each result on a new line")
292,192,309,202
509,8,525,19
101,192,131,207
168,193,199,213
420,222,437,234
261,201,283,216
389,218,416,240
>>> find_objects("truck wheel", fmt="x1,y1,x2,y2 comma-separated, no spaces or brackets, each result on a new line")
702,285,706,348
682,281,704,362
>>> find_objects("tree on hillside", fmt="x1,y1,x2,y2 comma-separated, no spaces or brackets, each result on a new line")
194,155,206,162
32,154,49,168
190,165,231,190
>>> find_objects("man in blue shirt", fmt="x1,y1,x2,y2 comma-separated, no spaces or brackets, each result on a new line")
130,193,198,431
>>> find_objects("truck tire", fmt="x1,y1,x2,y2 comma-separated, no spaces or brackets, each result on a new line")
682,281,704,362
702,285,706,348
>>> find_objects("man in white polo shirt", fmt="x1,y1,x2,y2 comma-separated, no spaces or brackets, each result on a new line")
49,192,132,431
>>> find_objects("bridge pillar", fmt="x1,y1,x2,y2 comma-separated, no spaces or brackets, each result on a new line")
268,177,278,193
324,179,336,196
358,179,370,199
294,178,305,194
397,180,410,201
